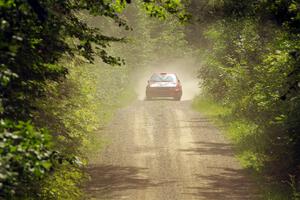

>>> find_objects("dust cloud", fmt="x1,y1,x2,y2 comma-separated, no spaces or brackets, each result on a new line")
133,58,201,101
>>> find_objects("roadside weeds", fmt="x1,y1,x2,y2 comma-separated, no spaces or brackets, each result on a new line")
192,96,294,200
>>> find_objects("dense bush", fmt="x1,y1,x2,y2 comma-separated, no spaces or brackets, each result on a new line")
189,0,300,194
0,0,189,198
0,120,53,198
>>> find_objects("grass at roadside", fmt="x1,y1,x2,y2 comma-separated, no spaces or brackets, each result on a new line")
84,84,137,156
192,95,291,200
37,60,137,200
81,69,137,199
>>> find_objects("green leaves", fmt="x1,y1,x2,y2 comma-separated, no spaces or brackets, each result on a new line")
0,120,53,197
195,0,300,188
0,0,16,8
142,0,191,22
0,119,83,198
0,0,191,198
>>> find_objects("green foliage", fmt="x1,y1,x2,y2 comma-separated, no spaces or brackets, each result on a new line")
142,0,191,21
0,120,53,198
40,164,85,200
0,0,189,198
192,95,231,118
0,0,188,119
289,175,300,200
190,0,300,198
32,56,137,199
99,1,192,70
198,17,300,176
193,96,292,199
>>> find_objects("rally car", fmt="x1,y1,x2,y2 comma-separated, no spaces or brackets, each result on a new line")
145,72,182,101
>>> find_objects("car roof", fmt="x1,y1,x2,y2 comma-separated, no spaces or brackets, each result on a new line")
153,72,177,75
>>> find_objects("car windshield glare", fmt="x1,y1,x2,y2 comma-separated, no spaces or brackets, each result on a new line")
150,74,176,82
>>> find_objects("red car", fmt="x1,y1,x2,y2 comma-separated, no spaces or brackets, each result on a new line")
146,73,182,101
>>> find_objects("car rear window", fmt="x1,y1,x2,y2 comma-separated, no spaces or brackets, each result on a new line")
150,73,177,82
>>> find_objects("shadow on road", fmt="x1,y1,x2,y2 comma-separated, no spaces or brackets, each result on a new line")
178,116,227,129
183,117,213,123
184,167,259,199
86,164,175,199
179,141,235,157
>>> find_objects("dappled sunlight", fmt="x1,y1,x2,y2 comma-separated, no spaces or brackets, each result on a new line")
2,0,298,199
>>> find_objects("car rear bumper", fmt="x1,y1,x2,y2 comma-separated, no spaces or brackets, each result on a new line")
146,87,182,98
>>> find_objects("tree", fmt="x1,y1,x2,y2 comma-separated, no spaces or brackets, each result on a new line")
0,0,189,198
189,0,300,194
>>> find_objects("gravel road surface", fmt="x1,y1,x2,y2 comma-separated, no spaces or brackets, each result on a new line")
86,100,259,200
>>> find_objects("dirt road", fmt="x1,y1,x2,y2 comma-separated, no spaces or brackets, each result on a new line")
87,100,260,200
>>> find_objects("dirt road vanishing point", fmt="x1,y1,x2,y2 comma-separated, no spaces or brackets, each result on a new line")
86,100,260,200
